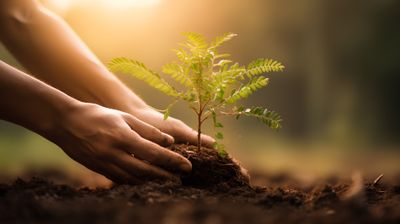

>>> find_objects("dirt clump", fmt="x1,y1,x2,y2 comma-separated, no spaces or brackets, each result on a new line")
169,144,249,188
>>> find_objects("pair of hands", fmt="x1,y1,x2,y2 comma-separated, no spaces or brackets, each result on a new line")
0,0,246,185
50,102,215,184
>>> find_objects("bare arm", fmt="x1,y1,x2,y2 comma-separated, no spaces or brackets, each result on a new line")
0,60,191,183
0,0,214,146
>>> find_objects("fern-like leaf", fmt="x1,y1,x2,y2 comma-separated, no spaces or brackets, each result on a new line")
247,58,285,77
182,32,208,50
235,106,282,130
210,33,237,49
214,59,233,67
163,63,193,87
226,76,269,104
173,49,191,64
108,57,179,97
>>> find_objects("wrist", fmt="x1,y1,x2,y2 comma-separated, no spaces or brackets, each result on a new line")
100,78,149,114
38,92,84,140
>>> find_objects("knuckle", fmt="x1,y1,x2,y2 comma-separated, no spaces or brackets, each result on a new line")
96,148,117,160
146,146,162,162
168,119,182,131
120,131,141,148
150,127,162,136
126,114,138,123
173,119,186,129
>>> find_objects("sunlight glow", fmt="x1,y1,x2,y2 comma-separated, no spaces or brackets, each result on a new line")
99,0,161,8
46,0,161,13
46,0,72,13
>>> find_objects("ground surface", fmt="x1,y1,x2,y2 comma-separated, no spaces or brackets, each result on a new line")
1,174,400,223
0,144,399,223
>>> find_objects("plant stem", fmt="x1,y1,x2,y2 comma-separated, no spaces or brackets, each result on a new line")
197,111,202,150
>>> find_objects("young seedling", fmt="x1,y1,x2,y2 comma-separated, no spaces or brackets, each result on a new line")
108,32,284,156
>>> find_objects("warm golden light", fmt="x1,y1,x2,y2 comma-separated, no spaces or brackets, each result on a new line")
46,0,161,13
99,0,161,8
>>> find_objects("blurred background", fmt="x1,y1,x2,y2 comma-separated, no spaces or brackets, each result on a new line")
1,0,399,184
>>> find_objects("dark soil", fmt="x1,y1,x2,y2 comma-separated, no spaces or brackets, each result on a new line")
0,144,399,224
169,144,249,188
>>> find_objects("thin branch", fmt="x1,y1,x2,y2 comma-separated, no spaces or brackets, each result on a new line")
200,114,211,124
189,106,199,115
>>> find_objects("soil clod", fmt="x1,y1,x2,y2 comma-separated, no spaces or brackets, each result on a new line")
169,144,249,188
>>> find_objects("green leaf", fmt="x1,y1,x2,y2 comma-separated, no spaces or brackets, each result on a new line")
234,106,244,119
214,59,233,68
214,53,231,59
211,63,247,101
212,110,217,124
163,63,192,87
173,49,190,64
226,76,269,103
108,57,180,97
182,32,208,50
162,100,179,120
211,111,224,128
210,33,237,49
213,142,227,157
214,87,225,101
163,108,170,120
182,91,196,102
234,106,282,130
215,132,224,139
218,149,228,157
247,58,285,77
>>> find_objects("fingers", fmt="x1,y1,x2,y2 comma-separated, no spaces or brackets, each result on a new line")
123,114,174,147
81,149,180,184
199,133,216,148
104,162,142,184
81,157,141,184
120,113,191,173
110,152,180,182
120,133,192,173
231,157,250,183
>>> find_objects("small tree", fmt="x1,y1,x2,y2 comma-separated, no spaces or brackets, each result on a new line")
108,32,284,155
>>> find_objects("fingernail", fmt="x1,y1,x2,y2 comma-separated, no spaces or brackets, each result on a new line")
201,134,216,148
163,133,175,145
180,159,192,173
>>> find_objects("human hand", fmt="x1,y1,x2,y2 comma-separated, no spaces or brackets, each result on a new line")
48,102,191,184
129,106,215,148
129,106,249,181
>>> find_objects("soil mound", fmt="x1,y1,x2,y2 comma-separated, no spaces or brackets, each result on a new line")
169,144,249,188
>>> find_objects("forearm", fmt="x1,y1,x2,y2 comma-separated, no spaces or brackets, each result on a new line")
0,0,146,112
0,0,215,146
0,60,191,182
0,60,78,138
